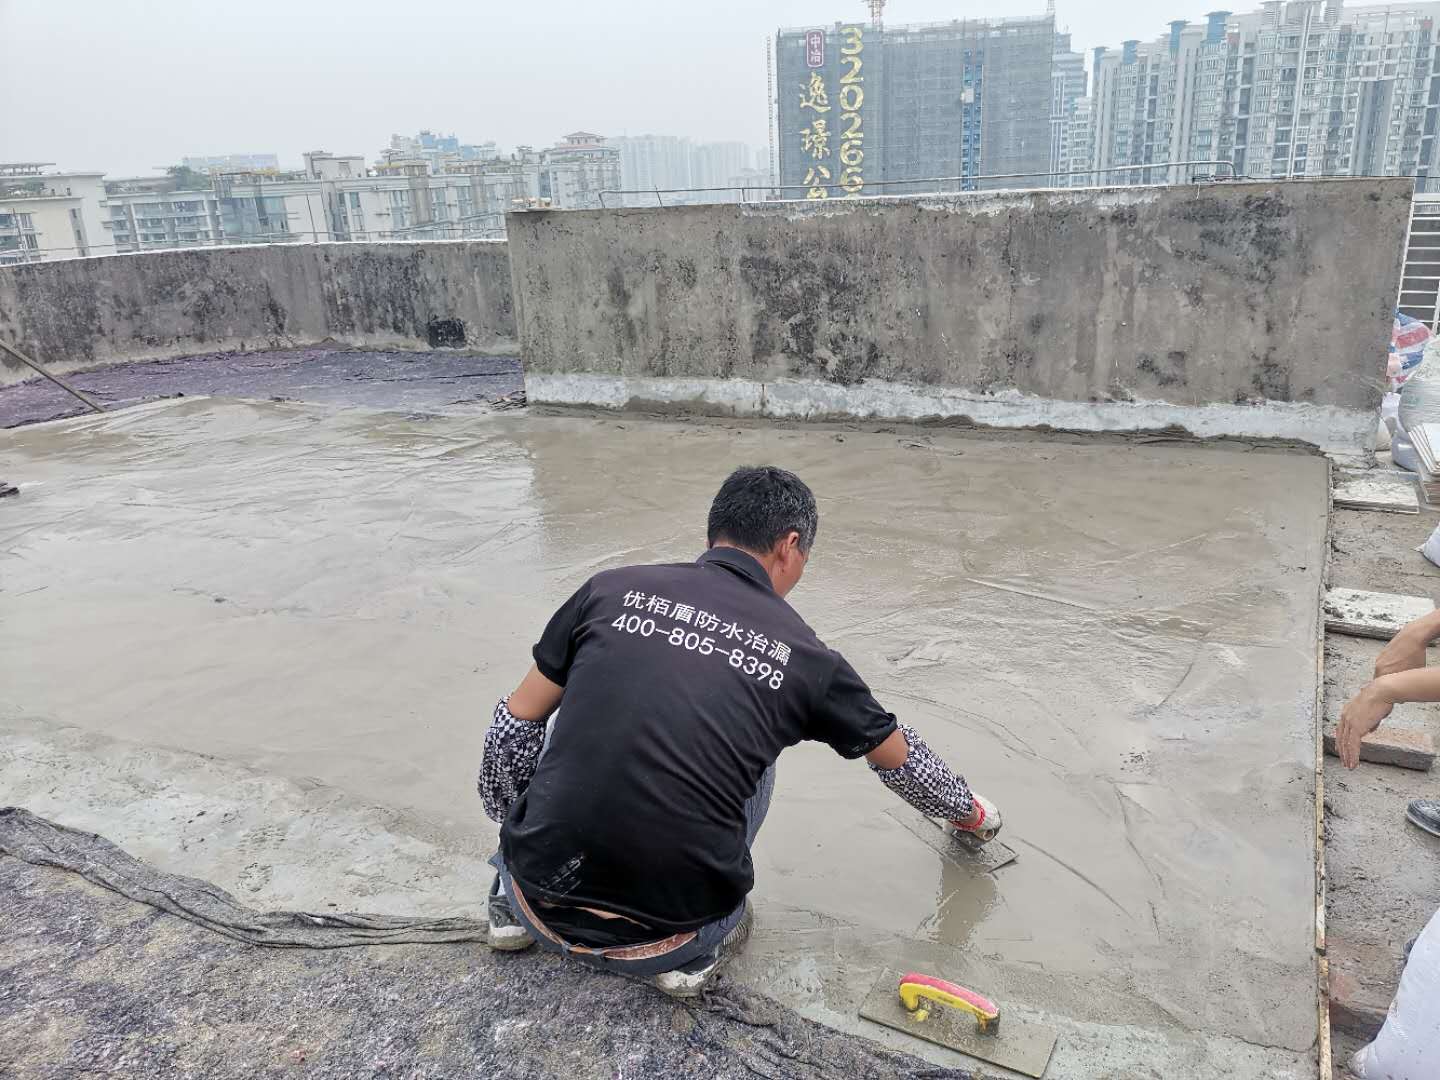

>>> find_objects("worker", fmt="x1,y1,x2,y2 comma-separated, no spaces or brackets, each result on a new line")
1335,606,1440,836
478,465,1001,997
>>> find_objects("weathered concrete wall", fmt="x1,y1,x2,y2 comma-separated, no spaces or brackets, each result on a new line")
511,180,1411,453
0,241,515,385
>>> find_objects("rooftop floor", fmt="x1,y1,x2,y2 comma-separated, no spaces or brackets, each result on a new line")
0,346,524,428
0,384,1329,1077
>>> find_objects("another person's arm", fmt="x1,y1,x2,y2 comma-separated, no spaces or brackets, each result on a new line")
1338,608,1440,769
1374,608,1440,677
1337,666,1440,768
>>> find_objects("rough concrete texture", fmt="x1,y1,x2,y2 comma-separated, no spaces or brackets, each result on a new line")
508,180,1409,451
0,240,516,386
0,347,524,428
1,398,1328,1077
1322,504,1440,1075
1,854,966,1080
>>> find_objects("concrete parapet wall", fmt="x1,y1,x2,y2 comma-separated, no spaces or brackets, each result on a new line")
0,241,515,385
509,180,1411,452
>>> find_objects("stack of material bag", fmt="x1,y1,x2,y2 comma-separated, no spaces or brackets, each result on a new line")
1394,332,1440,475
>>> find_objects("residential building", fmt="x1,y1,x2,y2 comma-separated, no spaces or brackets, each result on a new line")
1063,96,1097,184
215,151,511,243
540,132,621,209
1091,17,1231,185
105,147,529,253
181,153,280,174
1052,32,1090,183
0,164,113,264
381,131,500,174
724,168,773,202
1088,1,1440,190
691,142,753,190
611,135,695,201
776,15,1056,199
104,183,223,252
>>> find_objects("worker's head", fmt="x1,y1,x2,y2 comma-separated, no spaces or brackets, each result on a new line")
707,466,818,597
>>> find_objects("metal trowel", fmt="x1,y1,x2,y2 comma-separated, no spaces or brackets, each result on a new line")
860,968,1059,1078
886,805,1018,873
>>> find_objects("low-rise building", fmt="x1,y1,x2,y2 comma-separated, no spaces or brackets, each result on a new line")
104,174,223,253
541,132,621,209
0,164,113,265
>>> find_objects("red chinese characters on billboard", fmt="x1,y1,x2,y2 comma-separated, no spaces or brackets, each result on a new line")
805,29,825,69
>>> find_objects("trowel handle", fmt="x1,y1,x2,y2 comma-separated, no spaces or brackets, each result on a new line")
898,972,1001,1034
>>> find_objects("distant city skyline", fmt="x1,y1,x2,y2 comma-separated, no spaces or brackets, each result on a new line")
1,0,1294,177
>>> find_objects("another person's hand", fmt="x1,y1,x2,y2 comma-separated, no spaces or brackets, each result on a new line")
1336,680,1396,769
950,793,1002,841
1375,628,1428,679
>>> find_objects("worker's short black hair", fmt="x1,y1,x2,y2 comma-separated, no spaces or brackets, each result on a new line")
707,466,819,555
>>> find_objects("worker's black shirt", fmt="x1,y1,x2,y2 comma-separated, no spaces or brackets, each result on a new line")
499,547,898,936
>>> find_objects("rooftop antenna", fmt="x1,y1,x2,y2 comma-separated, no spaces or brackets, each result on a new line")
866,0,884,27
1046,0,1055,14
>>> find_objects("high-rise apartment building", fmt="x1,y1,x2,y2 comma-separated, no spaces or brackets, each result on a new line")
610,137,761,204
776,15,1055,198
611,135,694,205
691,142,753,189
1063,97,1097,184
1091,15,1233,185
1090,1,1440,190
1052,32,1090,183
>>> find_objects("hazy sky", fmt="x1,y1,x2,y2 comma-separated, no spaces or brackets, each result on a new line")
5,0,1185,176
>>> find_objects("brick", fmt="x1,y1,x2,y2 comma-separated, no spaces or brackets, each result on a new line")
1324,727,1435,771
1327,937,1396,1040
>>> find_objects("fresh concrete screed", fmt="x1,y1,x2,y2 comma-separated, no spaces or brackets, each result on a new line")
1,398,1328,1077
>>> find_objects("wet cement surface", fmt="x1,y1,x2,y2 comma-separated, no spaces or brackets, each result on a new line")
0,347,524,428
1,398,1328,1076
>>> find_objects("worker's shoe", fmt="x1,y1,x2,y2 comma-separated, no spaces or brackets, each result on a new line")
487,874,535,952
653,900,753,999
1405,799,1440,838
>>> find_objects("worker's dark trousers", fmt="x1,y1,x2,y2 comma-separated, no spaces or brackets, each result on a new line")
490,763,774,977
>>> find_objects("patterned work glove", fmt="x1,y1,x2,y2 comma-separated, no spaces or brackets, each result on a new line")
477,698,546,823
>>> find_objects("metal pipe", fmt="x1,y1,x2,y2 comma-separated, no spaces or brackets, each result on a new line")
0,337,105,413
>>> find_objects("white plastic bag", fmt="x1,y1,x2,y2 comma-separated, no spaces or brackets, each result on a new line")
1351,906,1440,1078
1394,429,1420,473
1423,524,1440,570
1399,338,1440,434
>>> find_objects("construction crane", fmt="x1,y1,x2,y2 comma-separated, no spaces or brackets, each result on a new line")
866,0,884,28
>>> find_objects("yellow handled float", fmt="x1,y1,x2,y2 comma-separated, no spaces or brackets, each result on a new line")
898,972,1001,1034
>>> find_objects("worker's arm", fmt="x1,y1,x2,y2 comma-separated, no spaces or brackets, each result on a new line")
1374,608,1440,677
1336,665,1440,768
507,665,565,720
865,724,1000,837
478,665,564,822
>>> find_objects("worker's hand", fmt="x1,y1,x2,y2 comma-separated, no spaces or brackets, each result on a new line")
949,793,1002,842
1336,680,1396,769
1375,628,1428,679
